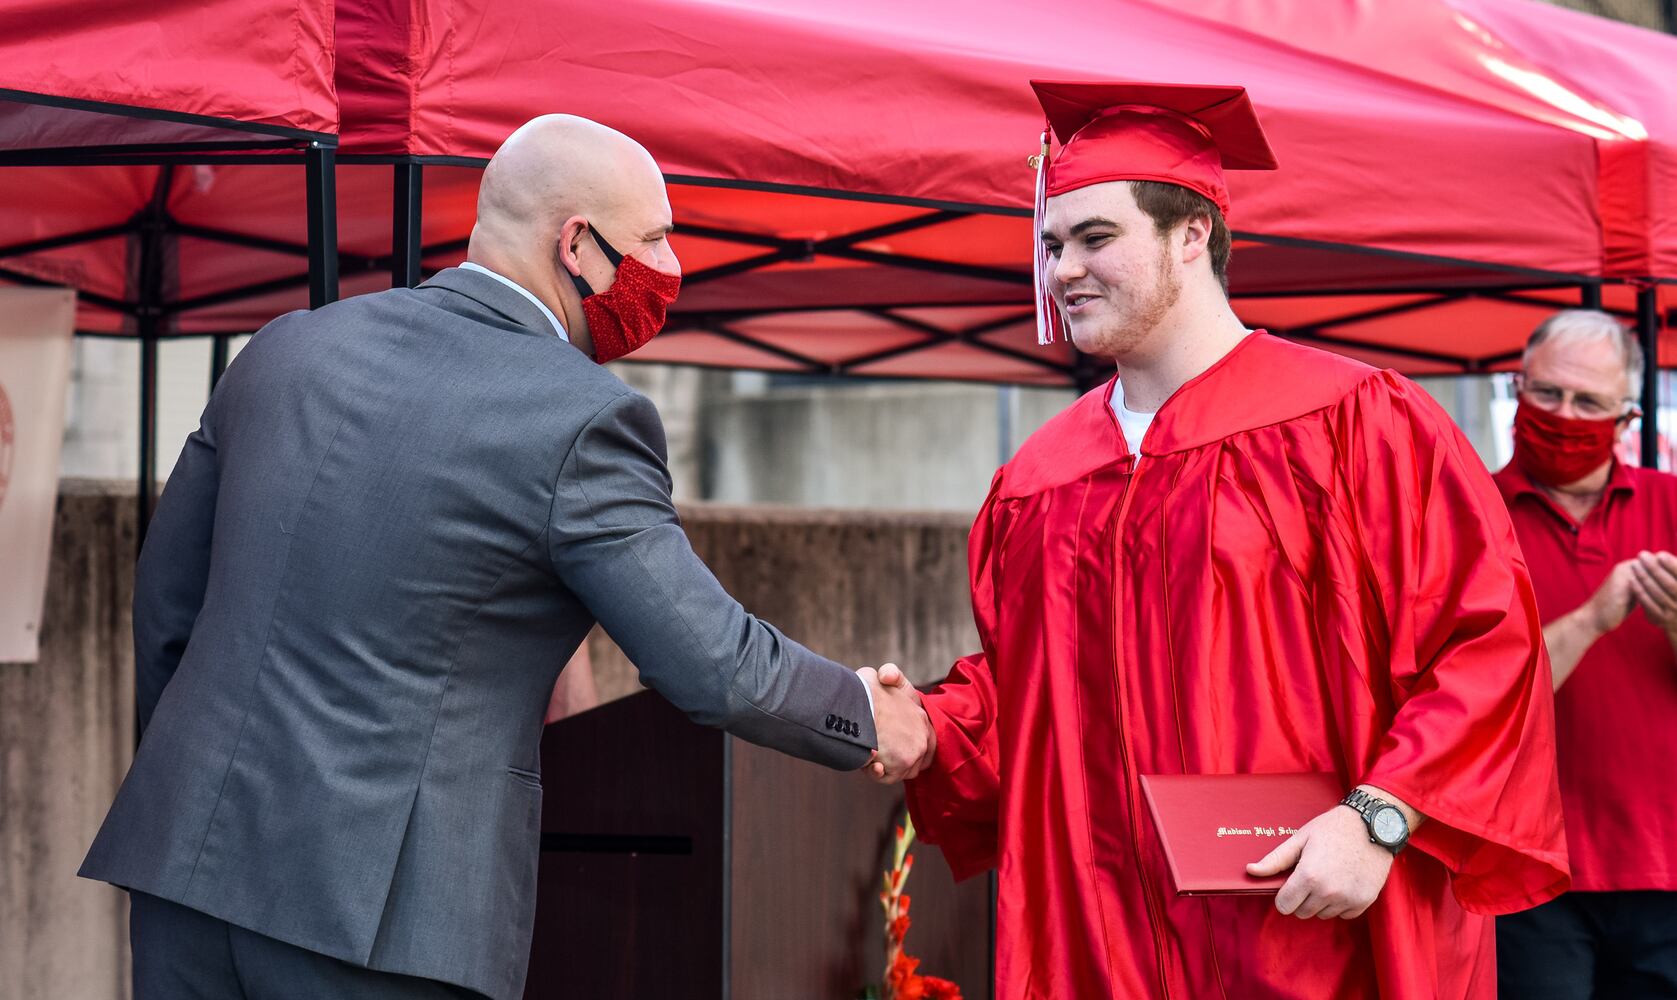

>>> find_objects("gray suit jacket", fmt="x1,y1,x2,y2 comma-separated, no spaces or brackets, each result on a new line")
79,268,876,1000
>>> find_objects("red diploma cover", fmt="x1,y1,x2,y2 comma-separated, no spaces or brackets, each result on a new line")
1139,772,1343,895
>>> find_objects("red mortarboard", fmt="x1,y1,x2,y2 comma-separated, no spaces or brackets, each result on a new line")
1028,81,1278,344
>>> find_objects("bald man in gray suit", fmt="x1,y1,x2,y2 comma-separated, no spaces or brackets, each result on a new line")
80,116,935,1000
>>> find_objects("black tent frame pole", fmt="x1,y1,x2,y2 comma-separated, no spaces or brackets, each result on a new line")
1581,283,1603,310
134,166,175,551
306,142,339,307
393,163,424,288
1071,348,1106,395
137,335,158,548
210,334,231,392
1638,285,1662,468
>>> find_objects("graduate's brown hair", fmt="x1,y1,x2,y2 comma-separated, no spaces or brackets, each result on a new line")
1130,181,1232,295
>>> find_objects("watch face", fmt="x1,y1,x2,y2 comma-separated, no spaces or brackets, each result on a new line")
1371,806,1407,845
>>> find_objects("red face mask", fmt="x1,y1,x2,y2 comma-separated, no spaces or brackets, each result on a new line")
568,229,681,364
1512,398,1621,488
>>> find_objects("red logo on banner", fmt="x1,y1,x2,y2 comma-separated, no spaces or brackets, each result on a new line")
0,382,13,514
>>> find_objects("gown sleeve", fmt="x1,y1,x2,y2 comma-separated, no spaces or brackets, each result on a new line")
1342,372,1569,913
906,471,1007,881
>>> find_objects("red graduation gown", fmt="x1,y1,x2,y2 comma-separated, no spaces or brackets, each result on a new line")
907,334,1568,999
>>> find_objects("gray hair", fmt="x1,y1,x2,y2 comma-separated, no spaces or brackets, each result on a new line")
1523,308,1643,400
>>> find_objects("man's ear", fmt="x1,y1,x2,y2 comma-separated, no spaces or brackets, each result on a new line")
1179,212,1213,265
555,215,590,277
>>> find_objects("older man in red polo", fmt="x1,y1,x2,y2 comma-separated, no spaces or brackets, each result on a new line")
1494,308,1677,998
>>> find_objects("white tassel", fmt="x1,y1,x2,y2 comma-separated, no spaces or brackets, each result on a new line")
1030,129,1063,346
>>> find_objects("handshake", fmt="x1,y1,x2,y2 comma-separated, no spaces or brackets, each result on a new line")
857,663,937,785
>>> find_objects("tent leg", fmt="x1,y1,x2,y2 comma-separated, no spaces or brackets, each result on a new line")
1639,285,1662,468
1581,284,1602,310
210,334,230,392
1071,348,1106,395
306,142,340,308
138,334,158,551
133,167,173,554
393,163,424,288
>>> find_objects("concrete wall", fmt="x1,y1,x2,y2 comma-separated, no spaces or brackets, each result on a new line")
63,345,1513,507
697,374,1509,515
1,481,135,1000
703,381,1076,511
1544,0,1672,32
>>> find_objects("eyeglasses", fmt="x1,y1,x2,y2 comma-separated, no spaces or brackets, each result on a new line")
1514,374,1636,421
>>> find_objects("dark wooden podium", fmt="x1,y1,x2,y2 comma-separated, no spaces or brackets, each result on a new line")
525,691,993,1000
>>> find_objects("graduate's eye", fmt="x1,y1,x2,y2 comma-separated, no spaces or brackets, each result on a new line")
1084,232,1113,248
1043,241,1064,258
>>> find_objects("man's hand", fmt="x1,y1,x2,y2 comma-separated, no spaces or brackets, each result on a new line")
1588,557,1641,635
1629,551,1677,640
1546,557,1638,689
1246,798,1401,920
859,663,935,785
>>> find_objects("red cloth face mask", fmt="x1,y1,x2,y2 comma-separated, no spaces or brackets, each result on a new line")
568,229,681,363
1512,398,1621,488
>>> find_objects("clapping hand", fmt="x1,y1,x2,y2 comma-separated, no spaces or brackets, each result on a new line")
1629,550,1677,639
857,663,936,785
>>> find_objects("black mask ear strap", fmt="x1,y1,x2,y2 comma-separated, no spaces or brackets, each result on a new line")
591,229,625,267
567,226,625,299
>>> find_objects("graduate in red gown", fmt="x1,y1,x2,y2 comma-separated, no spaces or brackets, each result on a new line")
895,81,1569,999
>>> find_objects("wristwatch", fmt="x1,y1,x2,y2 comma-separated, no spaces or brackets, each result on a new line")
1340,789,1409,854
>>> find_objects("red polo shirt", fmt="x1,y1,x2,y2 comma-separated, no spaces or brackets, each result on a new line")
1494,461,1677,892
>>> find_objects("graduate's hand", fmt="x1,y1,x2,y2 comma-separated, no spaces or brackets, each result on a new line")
1246,803,1393,920
859,664,935,784
1628,551,1677,638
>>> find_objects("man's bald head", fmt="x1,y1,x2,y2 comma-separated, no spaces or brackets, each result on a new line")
465,115,679,356
473,115,665,256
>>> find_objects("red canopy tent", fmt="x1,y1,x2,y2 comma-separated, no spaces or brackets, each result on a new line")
323,0,1627,388
9,0,1649,379
1450,0,1677,279
7,1,1671,428
1445,0,1676,282
316,0,1677,466
1445,0,1677,464
0,0,344,322
0,0,343,529
0,0,335,153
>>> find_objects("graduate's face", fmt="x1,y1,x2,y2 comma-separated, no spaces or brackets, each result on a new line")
1041,182,1181,358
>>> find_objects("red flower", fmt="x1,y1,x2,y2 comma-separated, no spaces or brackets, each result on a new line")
879,813,961,1000
887,952,923,997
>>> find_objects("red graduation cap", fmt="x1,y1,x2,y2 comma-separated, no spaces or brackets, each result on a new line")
1028,80,1278,344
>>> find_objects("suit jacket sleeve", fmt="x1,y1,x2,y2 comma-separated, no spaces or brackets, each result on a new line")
133,407,221,733
546,390,875,770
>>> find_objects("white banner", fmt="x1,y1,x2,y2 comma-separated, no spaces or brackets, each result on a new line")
0,287,75,662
